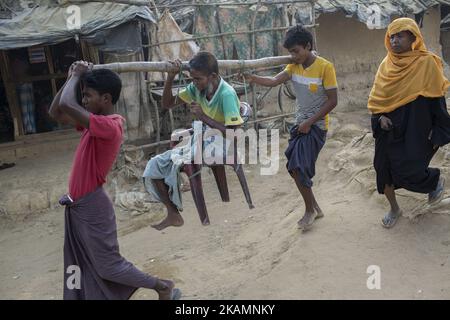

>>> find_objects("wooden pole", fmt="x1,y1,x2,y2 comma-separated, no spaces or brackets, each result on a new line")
147,87,161,153
250,1,261,130
310,0,318,52
93,56,292,73
246,112,296,125
144,25,317,48
122,112,296,152
214,4,228,62
45,46,58,98
0,51,24,137
146,0,312,10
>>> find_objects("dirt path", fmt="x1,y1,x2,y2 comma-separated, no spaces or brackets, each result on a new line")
1,110,449,299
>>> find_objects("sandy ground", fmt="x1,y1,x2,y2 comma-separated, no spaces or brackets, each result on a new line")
1,110,449,300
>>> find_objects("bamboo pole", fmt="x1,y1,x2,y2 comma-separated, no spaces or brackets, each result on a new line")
93,56,292,73
250,0,261,130
45,46,58,98
147,86,161,153
0,51,24,137
147,0,312,10
143,25,316,48
123,139,171,152
122,112,296,152
310,0,318,52
144,65,283,84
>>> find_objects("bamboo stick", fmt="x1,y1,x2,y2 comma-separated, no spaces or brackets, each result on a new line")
93,56,292,73
250,1,261,129
214,4,228,62
246,112,296,125
60,0,312,9
149,0,312,10
310,0,319,52
123,112,296,152
0,51,24,137
144,25,316,48
147,86,161,153
124,139,171,152
45,46,58,98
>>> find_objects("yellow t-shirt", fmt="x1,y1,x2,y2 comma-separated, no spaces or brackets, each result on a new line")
284,56,337,130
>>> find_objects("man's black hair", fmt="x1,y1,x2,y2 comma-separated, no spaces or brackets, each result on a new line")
188,51,219,75
81,69,122,104
283,24,314,51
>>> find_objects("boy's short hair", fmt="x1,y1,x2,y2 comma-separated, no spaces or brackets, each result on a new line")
81,69,122,104
188,51,219,75
283,25,314,50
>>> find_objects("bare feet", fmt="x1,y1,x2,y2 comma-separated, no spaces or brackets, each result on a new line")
297,211,318,230
151,210,184,231
314,204,324,219
155,279,181,300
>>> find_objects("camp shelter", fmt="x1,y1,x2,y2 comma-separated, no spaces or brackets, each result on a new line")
0,0,156,151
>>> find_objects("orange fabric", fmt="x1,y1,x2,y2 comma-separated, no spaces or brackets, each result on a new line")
368,18,449,114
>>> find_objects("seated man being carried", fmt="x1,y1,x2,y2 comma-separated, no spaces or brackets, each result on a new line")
143,51,244,230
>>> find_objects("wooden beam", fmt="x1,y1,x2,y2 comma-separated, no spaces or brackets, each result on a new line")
149,0,312,10
122,112,297,152
0,51,24,137
45,46,58,97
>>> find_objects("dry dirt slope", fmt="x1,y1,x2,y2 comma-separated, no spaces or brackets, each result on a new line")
0,110,449,299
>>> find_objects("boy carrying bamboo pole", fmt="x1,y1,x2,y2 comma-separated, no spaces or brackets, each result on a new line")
243,25,338,230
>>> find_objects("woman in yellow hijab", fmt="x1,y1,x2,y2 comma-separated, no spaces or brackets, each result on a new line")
368,17,450,228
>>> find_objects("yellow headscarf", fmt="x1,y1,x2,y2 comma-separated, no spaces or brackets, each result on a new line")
367,17,450,114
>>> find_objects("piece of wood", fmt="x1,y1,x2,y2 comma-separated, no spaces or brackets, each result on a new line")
122,112,296,152
214,4,228,62
11,73,67,84
144,25,317,48
0,51,24,137
147,86,161,153
45,46,58,97
246,111,296,125
94,55,293,73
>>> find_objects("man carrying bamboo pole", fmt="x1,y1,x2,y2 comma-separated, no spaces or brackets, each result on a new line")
143,51,244,230
49,61,180,300
243,25,338,231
